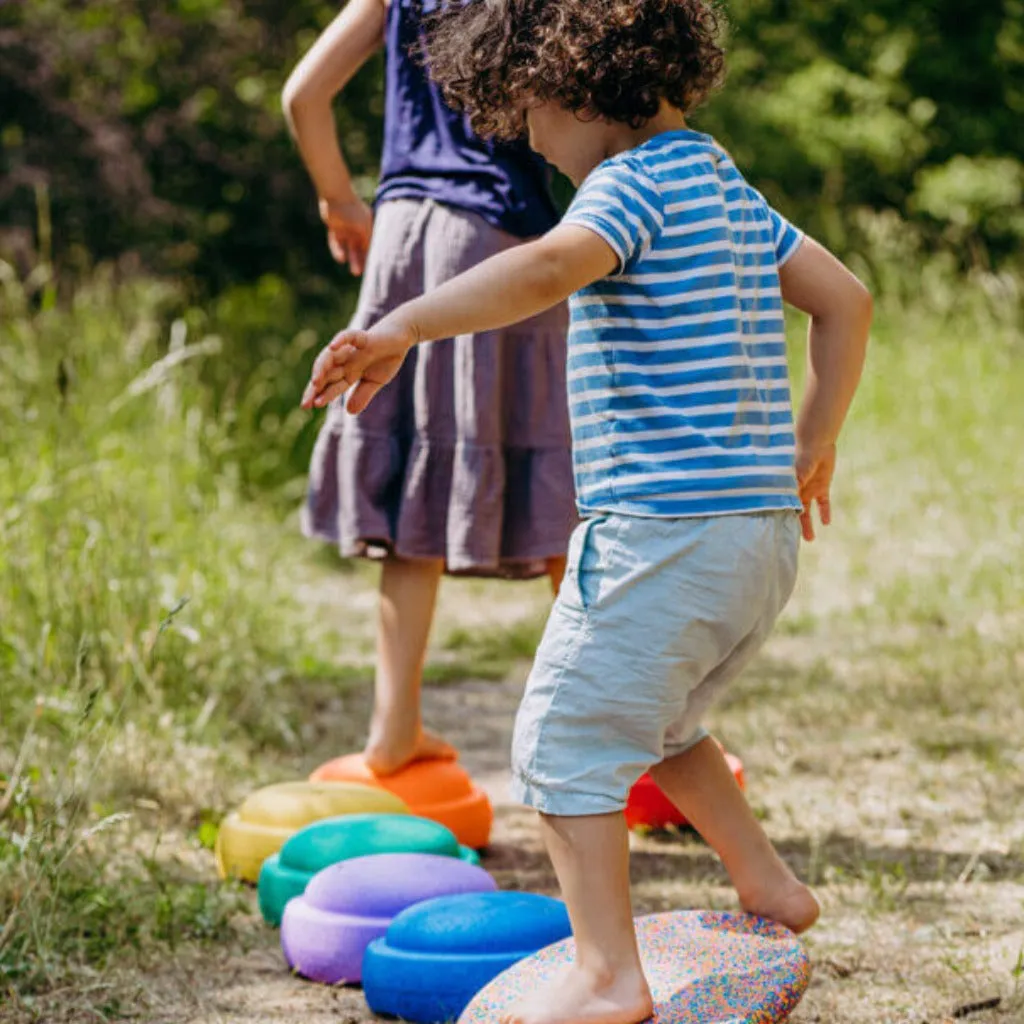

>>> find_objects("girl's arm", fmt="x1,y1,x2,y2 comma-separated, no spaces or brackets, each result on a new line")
779,237,872,540
282,0,386,273
302,224,618,412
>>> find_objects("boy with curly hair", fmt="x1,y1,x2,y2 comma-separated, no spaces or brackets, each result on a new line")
304,2,871,1021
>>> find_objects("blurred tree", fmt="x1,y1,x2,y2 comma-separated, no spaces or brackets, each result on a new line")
699,0,1024,265
0,0,383,294
1,0,1021,289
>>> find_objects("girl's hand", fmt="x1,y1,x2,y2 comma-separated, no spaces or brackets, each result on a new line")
301,317,418,414
319,197,374,275
794,441,836,542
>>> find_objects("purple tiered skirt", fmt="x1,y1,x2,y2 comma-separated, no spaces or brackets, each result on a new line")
302,199,577,578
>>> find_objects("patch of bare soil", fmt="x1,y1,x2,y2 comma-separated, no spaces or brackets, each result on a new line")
136,656,1024,1024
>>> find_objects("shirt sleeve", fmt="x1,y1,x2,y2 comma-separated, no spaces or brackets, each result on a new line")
562,159,665,273
768,205,805,266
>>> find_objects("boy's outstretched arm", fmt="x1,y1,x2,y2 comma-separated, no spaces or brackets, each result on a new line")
779,238,872,541
301,225,618,413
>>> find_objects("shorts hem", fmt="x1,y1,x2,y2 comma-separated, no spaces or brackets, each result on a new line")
510,772,628,816
662,726,711,759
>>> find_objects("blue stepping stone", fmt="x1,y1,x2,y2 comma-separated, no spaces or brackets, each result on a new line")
363,891,572,1023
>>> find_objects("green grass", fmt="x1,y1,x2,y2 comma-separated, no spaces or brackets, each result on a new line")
0,270,319,741
0,265,344,1003
1,253,1022,1022
424,618,550,683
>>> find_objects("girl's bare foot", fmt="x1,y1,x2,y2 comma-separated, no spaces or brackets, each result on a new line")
364,725,457,776
739,875,820,934
501,962,653,1024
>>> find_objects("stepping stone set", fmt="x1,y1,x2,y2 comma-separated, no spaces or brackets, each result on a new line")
216,755,573,1021
214,747,810,1023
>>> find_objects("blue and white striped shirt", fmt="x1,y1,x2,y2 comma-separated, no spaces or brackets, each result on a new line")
562,129,805,519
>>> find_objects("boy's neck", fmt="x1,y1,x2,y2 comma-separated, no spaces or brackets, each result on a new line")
537,102,692,186
601,105,689,163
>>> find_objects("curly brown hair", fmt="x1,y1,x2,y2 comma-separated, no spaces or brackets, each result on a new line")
420,0,726,141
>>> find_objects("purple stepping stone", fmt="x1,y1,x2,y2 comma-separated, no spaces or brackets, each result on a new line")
280,852,496,985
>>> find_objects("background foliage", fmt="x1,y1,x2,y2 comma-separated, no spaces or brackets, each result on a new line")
2,0,1023,296
0,0,383,295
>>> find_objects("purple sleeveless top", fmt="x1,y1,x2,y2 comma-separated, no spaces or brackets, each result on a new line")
376,0,559,239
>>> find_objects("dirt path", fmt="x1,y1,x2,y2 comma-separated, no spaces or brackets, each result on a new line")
101,559,1023,1024
147,651,1023,1024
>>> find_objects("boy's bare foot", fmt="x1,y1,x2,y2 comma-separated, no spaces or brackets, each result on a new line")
363,726,457,777
739,875,820,935
500,962,653,1024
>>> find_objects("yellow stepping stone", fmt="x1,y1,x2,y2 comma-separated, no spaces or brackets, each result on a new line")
215,780,409,883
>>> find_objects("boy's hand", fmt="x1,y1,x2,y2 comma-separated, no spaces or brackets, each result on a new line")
320,198,373,275
301,317,418,414
794,442,836,542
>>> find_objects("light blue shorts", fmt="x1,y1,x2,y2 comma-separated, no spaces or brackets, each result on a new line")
510,511,800,816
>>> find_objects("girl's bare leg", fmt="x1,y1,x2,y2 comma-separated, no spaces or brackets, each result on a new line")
363,555,456,776
364,552,566,776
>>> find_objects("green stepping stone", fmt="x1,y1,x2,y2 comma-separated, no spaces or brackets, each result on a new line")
258,812,480,926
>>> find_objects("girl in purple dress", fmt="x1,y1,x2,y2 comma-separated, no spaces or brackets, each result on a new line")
283,0,576,775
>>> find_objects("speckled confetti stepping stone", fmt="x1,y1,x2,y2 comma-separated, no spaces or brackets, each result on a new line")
459,911,810,1024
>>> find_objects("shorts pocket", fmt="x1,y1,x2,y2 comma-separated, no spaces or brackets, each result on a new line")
561,516,608,613
775,512,801,611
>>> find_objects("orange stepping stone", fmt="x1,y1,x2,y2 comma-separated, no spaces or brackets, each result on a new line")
310,755,493,850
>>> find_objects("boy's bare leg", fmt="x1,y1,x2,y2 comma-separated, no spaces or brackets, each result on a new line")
502,812,653,1024
649,736,819,933
363,555,456,776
